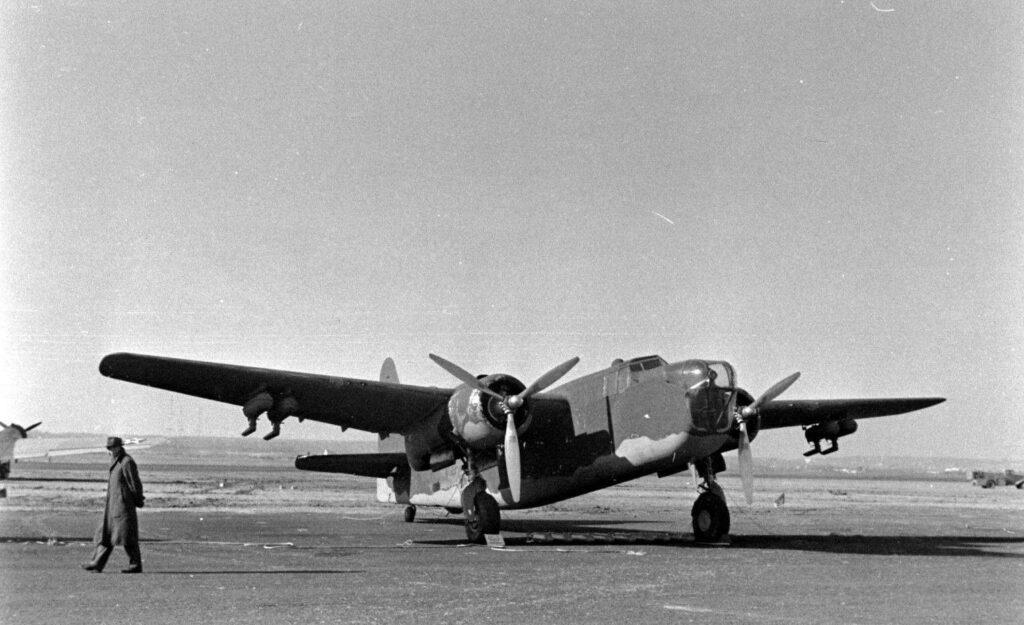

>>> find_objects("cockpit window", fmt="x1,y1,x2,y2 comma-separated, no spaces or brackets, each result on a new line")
627,356,666,373
605,355,668,395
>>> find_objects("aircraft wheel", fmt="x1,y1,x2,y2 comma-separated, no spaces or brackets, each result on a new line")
464,492,500,544
691,492,730,543
403,505,416,523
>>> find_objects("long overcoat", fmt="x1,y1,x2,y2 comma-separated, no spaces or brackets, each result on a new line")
93,451,145,546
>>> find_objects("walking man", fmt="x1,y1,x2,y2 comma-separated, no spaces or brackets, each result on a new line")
82,436,145,573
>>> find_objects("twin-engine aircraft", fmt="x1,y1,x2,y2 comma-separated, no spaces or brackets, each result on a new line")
99,352,944,543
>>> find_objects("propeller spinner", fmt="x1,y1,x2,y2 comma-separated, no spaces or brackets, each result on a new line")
429,354,580,503
735,372,800,504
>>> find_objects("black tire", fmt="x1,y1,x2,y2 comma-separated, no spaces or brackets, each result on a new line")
403,505,416,523
691,492,730,543
464,492,500,544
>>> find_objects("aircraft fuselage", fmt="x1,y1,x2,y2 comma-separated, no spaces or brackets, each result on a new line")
392,356,743,510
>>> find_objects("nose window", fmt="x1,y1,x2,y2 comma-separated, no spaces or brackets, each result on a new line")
670,360,735,433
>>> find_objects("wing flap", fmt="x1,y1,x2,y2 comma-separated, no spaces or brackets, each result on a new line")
759,397,945,430
99,353,452,435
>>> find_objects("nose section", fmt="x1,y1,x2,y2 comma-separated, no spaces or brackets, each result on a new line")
665,360,737,434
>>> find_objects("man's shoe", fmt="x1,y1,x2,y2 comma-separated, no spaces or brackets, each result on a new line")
82,563,102,572
121,566,142,574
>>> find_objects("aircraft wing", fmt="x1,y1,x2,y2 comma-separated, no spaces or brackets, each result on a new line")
99,353,453,435
758,397,945,430
14,440,159,460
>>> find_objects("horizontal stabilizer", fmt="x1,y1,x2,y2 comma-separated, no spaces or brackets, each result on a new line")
294,452,408,478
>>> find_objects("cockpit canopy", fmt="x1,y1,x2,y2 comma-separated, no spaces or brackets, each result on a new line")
603,356,736,434
605,355,667,395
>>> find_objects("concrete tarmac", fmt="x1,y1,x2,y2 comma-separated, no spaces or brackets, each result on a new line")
2,462,1022,625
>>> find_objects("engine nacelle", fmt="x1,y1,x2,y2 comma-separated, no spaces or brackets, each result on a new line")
803,419,858,456
447,373,528,451
240,392,299,440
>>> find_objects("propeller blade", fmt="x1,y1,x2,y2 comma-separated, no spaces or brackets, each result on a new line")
25,422,42,432
428,354,504,400
738,421,754,505
735,372,799,505
743,372,800,417
507,356,580,409
504,413,521,502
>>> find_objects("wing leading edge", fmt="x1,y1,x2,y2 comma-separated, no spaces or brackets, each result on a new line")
758,397,945,430
99,353,452,435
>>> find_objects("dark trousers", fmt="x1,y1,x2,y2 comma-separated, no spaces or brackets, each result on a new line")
88,541,142,570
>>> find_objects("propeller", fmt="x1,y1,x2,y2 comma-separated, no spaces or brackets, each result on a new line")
504,412,521,502
735,372,800,504
429,354,580,502
1,421,42,435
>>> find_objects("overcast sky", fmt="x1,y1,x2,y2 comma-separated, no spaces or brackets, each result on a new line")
2,2,1021,460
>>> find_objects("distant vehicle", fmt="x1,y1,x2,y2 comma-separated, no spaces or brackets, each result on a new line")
970,469,1024,488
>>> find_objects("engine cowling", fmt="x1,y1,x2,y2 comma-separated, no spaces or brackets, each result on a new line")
804,419,858,444
446,373,529,451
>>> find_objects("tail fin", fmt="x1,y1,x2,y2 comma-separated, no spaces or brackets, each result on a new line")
376,357,408,503
379,357,399,384
377,357,405,452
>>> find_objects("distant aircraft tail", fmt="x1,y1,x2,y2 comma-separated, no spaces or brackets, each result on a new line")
1,421,41,480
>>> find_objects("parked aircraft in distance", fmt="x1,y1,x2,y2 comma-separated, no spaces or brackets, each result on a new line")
99,352,944,543
1,421,42,479
0,421,159,479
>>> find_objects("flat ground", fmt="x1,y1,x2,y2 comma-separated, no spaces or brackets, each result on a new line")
1,450,1022,625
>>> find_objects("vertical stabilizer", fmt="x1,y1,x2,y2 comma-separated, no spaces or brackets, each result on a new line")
379,357,399,384
377,358,408,502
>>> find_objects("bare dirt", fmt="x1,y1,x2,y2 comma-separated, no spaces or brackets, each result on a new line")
1,450,1022,625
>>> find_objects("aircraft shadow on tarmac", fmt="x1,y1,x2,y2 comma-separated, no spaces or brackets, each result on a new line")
147,570,365,575
414,518,1024,558
730,534,1024,559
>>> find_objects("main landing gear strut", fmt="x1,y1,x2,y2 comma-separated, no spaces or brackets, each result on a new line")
460,477,499,543
691,456,730,543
